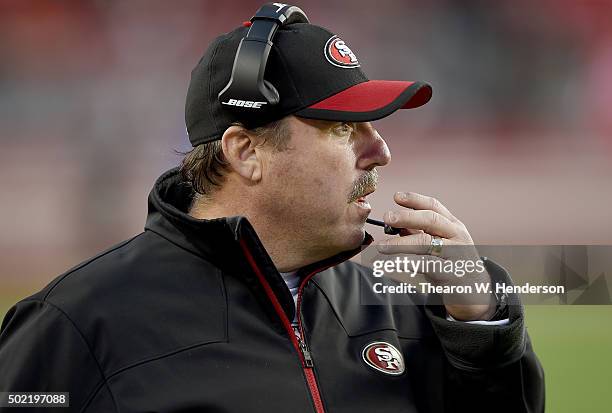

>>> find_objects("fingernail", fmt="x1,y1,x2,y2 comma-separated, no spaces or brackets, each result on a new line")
396,191,408,200
386,211,396,223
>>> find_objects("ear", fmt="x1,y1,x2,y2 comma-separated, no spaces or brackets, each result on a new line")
221,125,264,182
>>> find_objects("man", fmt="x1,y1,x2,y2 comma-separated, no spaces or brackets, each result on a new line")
0,4,544,412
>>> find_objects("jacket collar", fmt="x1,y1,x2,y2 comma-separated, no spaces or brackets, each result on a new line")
144,168,373,322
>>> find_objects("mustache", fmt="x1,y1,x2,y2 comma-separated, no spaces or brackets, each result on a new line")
348,169,378,203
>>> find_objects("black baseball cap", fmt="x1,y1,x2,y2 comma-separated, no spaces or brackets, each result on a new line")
185,22,432,147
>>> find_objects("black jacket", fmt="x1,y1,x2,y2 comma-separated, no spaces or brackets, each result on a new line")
0,169,544,412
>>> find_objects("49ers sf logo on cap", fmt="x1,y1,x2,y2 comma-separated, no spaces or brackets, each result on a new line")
324,35,360,68
362,342,405,376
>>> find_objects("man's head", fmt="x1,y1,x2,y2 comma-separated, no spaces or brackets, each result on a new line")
182,115,389,265
182,4,431,269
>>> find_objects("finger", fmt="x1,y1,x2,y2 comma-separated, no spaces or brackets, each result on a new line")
393,192,457,221
399,228,423,236
384,209,457,238
377,232,441,255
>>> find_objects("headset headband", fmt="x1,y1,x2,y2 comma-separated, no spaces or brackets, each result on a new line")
218,3,309,112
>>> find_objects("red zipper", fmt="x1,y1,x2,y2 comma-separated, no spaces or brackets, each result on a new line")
239,239,326,413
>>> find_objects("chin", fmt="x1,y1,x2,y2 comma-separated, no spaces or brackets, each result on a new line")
335,225,366,252
308,225,365,264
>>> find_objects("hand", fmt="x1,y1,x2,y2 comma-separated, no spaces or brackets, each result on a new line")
376,192,496,321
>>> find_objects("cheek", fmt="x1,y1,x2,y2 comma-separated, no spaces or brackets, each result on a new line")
266,155,309,201
304,156,347,197
312,176,325,190
266,148,354,211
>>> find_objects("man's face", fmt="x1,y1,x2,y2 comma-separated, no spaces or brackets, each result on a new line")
259,115,391,258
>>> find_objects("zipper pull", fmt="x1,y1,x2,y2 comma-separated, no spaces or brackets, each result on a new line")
299,339,314,368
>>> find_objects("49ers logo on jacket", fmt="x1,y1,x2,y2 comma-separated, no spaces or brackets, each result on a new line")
324,35,360,68
361,342,405,376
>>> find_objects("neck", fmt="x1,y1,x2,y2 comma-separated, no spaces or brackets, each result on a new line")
189,193,335,272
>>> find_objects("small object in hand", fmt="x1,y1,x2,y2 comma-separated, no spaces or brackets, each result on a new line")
366,218,401,235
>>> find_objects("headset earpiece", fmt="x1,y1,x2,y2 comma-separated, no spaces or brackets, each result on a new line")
218,3,309,112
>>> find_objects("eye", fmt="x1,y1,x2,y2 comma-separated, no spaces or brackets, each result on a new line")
332,122,354,136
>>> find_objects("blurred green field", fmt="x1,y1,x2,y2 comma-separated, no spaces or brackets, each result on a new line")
1,290,610,411
524,306,612,412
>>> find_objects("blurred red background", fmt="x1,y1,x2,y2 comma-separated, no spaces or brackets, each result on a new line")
1,0,611,295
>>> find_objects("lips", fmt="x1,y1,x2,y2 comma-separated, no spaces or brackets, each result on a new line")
353,190,374,211
355,198,371,208
356,189,375,202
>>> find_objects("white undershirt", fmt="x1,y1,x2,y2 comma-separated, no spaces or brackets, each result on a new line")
280,271,301,338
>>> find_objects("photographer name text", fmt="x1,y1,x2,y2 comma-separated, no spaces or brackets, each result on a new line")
373,282,565,295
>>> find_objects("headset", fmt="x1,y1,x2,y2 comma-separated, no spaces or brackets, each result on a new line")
218,3,309,112
218,3,401,236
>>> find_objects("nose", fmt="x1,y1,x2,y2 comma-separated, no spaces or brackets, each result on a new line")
354,122,391,170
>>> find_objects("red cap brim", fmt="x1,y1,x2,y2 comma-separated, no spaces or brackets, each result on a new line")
295,80,432,122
